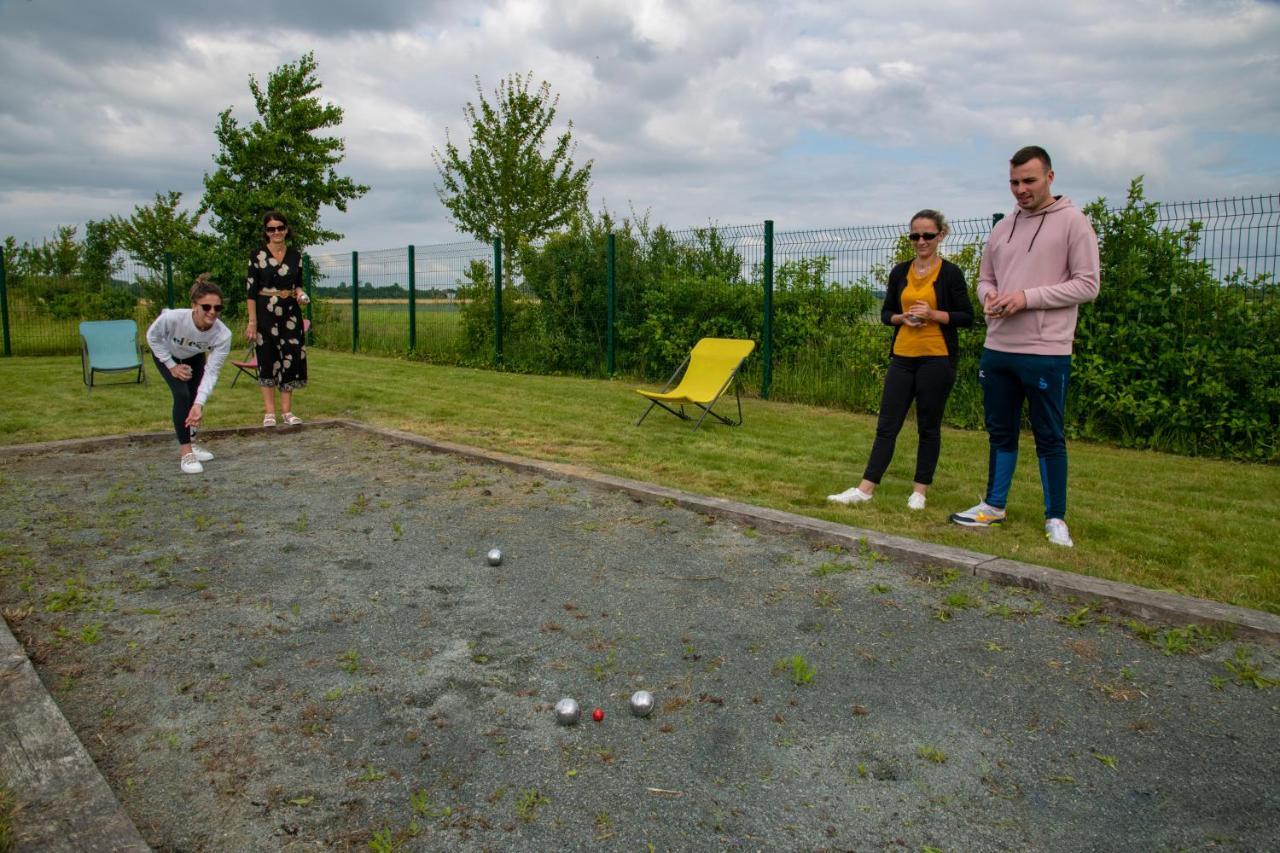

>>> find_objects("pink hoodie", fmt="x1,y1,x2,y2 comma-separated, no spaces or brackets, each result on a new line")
977,195,1100,356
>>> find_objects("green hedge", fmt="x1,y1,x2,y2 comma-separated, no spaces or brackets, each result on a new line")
451,190,1277,461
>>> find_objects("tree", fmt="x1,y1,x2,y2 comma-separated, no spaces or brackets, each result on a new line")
110,191,203,272
14,225,82,277
201,51,368,259
80,219,123,289
434,73,593,285
108,191,223,307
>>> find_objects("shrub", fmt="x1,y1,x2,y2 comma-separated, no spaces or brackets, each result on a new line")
1077,179,1279,461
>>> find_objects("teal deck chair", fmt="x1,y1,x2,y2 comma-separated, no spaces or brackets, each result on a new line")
79,320,145,387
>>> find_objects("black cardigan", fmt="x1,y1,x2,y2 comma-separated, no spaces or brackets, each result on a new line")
879,259,974,359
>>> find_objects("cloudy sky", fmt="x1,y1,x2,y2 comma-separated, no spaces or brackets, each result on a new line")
2,0,1278,255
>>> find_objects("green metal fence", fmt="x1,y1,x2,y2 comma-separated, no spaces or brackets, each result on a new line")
3,194,1277,425
0,253,168,357
304,240,491,360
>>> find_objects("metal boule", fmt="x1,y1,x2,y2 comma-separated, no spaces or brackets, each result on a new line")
554,697,580,726
629,690,655,717
486,548,502,566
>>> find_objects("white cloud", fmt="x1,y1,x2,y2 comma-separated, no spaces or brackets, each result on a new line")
0,0,1277,253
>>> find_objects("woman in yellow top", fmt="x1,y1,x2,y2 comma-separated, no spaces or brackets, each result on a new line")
829,210,974,509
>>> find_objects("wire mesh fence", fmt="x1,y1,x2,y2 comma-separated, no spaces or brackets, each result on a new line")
305,241,489,360
2,193,1277,458
1155,194,1279,286
0,254,162,356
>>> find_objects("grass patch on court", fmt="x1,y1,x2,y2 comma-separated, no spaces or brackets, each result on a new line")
0,775,18,853
1,350,1277,614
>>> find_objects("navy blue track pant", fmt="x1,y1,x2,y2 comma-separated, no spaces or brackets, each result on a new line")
979,348,1071,520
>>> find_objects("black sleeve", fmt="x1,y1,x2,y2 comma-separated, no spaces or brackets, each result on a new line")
880,262,907,326
285,248,303,288
246,249,263,298
942,262,974,328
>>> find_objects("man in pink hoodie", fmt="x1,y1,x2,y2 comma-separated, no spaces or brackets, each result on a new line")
950,146,1100,547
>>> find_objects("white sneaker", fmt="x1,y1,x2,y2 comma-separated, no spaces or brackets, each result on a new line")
907,492,927,511
190,444,214,462
827,486,873,505
180,452,204,475
1045,518,1074,547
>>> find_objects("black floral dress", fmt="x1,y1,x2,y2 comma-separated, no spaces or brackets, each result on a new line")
247,246,308,390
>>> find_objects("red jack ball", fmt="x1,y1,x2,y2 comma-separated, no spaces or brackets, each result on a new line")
592,708,604,722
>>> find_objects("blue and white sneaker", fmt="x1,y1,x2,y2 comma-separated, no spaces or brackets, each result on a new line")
949,501,1006,527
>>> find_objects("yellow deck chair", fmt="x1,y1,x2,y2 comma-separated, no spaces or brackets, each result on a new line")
635,337,756,430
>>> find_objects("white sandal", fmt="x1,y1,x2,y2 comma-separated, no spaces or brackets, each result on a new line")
282,412,302,426
263,413,277,427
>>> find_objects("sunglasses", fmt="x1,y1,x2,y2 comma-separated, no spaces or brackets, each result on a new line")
197,303,224,313
265,225,288,233
908,232,939,242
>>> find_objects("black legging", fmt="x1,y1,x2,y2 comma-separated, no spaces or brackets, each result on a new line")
153,353,206,445
862,355,956,486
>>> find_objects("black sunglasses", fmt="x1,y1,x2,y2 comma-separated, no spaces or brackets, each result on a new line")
908,232,939,242
265,225,288,233
197,303,224,313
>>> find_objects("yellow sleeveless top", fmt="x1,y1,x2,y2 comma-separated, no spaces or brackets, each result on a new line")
892,262,948,357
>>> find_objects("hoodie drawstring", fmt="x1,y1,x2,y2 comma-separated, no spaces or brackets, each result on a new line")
1005,207,1055,252
1028,215,1047,253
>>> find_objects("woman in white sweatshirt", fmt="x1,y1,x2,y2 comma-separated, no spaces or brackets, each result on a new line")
145,274,233,474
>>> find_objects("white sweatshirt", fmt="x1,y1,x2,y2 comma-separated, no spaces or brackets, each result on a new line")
145,308,233,406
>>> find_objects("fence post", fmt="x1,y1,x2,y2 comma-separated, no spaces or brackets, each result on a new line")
164,252,174,309
606,232,616,376
351,250,360,353
762,219,774,400
303,255,314,345
407,244,417,352
492,237,503,367
0,246,10,357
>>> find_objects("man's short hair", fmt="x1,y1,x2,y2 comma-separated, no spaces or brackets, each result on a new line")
1010,146,1052,170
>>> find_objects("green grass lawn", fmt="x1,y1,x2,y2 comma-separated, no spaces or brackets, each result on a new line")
2,350,1277,615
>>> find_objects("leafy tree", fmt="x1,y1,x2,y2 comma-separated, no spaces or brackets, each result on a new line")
109,191,222,308
201,51,368,259
80,219,123,289
433,72,592,285
110,191,203,272
12,225,82,277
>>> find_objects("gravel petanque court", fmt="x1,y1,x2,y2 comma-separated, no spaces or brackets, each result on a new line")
1,426,1277,851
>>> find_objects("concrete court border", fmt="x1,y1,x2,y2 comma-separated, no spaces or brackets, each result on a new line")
0,419,1276,851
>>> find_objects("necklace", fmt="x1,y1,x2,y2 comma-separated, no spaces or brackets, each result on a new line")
912,257,939,276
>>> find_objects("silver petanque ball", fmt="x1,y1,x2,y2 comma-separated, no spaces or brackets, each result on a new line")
554,697,581,726
629,690,655,717
486,548,503,566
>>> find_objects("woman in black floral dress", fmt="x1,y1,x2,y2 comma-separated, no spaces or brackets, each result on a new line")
245,210,308,426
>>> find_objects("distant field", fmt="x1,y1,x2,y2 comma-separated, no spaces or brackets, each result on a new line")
320,298,462,306
311,299,465,358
